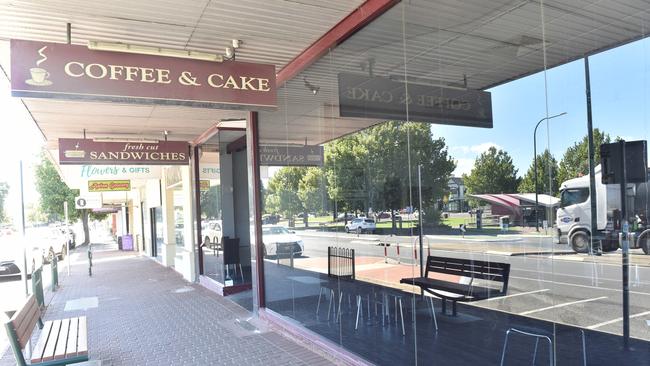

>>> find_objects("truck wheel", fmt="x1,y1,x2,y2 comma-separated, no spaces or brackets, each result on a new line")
642,239,650,255
570,231,590,253
345,227,350,233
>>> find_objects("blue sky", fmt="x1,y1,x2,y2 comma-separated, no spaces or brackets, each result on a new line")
438,36,650,177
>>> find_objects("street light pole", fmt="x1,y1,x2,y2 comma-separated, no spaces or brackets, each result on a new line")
533,112,567,231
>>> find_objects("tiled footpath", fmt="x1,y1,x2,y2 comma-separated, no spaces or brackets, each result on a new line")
1,243,335,366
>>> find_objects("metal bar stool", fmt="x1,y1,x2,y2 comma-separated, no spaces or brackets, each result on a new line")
500,327,586,366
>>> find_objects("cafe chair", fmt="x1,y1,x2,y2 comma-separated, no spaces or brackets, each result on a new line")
499,327,586,366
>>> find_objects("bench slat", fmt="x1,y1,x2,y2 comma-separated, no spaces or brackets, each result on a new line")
30,321,53,363
41,320,62,362
53,318,70,360
65,317,79,357
77,316,88,356
12,300,41,348
11,296,38,326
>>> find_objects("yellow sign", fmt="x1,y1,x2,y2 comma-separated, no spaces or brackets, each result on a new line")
200,180,210,191
88,180,131,192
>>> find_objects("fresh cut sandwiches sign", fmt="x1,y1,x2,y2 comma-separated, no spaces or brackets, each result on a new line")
59,138,188,165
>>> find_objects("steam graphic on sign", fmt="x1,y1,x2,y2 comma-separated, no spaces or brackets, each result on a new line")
64,140,86,159
25,46,53,86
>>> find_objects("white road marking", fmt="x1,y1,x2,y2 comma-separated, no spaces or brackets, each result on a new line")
519,296,608,315
485,288,549,301
509,274,650,296
587,310,650,329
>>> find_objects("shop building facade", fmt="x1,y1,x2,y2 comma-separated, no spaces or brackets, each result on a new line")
4,0,650,364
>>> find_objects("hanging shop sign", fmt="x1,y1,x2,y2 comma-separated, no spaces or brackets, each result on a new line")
337,73,492,128
59,138,189,165
10,39,276,110
199,180,211,191
88,180,131,192
199,164,220,179
259,145,324,166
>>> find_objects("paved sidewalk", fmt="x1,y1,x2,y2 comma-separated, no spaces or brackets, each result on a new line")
1,242,335,366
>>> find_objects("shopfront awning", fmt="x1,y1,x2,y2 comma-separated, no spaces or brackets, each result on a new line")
1,0,649,147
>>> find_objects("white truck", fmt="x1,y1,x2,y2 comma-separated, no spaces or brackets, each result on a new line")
556,164,650,254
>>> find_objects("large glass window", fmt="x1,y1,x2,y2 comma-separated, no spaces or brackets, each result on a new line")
257,1,650,365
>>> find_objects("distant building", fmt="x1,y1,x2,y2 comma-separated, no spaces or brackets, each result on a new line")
445,177,468,212
468,193,560,226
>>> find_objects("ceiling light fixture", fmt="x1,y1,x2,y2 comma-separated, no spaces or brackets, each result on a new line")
88,41,223,62
92,137,159,143
304,77,320,95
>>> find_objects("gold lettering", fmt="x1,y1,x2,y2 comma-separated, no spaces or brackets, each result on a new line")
223,75,240,89
108,65,124,80
140,68,156,83
124,66,139,81
85,63,107,79
89,151,97,159
258,78,270,92
208,74,224,88
157,69,171,84
64,62,84,77
239,76,256,91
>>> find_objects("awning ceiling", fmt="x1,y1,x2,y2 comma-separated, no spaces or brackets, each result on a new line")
259,0,650,145
0,0,365,145
1,0,649,148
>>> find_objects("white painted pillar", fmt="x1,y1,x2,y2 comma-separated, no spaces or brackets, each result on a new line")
161,169,176,266
180,165,196,282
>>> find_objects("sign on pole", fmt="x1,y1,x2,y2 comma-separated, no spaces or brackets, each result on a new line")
75,194,103,210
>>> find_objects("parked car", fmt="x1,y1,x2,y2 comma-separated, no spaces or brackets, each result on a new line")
34,228,69,264
261,225,304,257
1,233,42,279
202,220,222,247
345,218,376,234
54,226,76,249
334,213,355,222
262,214,280,225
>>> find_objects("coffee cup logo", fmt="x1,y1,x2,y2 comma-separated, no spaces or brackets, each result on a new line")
25,46,53,86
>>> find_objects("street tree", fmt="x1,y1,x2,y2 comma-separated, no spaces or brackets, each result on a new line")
324,135,368,220
200,185,221,219
464,146,520,194
557,128,610,184
518,149,560,196
298,167,326,218
363,121,455,225
0,181,8,223
35,152,106,244
265,166,305,226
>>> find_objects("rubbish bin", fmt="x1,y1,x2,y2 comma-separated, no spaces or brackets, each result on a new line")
120,235,134,251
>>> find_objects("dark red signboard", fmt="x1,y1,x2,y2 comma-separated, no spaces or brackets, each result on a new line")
59,138,189,165
11,39,276,110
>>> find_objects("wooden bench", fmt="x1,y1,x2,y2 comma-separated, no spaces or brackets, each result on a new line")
4,295,89,366
401,256,510,316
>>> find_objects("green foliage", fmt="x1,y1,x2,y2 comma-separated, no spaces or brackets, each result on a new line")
265,167,306,218
34,152,106,244
0,181,8,222
35,152,80,222
200,185,221,219
518,149,560,196
557,129,610,184
298,168,326,215
324,134,368,213
324,121,456,224
464,146,520,194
